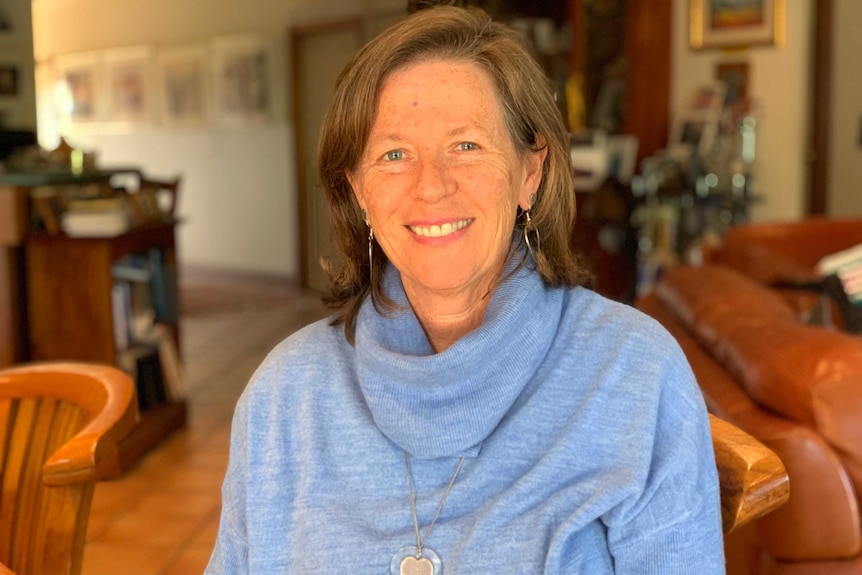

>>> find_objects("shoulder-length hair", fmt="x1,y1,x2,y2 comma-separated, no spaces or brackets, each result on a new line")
318,5,590,343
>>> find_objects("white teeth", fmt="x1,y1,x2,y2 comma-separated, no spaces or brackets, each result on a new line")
409,219,471,238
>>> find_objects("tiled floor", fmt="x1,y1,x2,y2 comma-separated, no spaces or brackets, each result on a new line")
83,286,329,575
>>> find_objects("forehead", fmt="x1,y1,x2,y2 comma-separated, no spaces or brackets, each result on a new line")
374,58,505,123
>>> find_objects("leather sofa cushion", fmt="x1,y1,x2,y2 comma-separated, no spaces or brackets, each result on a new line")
656,264,862,499
708,217,862,284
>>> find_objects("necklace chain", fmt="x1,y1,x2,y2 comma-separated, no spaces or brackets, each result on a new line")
404,451,464,556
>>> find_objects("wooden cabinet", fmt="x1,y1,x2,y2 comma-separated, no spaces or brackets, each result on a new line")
26,221,187,471
1,170,186,471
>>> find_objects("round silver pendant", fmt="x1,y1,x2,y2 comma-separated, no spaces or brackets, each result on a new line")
390,546,442,575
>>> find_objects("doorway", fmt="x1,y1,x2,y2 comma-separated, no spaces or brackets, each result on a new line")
291,19,364,292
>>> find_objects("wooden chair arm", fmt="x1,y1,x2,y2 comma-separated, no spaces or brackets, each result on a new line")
710,414,790,534
0,362,138,485
0,560,15,575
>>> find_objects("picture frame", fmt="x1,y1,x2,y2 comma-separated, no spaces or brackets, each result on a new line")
669,82,726,157
212,36,273,126
690,0,786,50
56,51,103,124
0,0,25,42
103,46,153,125
156,44,209,128
715,61,750,105
0,65,18,96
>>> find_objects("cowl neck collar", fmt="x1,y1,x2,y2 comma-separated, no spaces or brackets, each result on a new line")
354,252,563,459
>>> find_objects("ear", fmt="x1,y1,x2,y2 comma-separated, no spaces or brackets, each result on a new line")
345,169,366,214
518,142,548,211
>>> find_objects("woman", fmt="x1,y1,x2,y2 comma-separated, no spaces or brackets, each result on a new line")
206,6,724,574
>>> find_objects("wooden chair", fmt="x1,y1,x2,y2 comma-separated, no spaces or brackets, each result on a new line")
710,414,790,534
135,177,181,222
0,362,137,575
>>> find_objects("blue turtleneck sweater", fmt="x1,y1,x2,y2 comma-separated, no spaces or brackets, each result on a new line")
205,260,725,574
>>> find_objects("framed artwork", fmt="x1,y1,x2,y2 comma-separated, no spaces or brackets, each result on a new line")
715,61,750,105
56,52,102,123
212,36,272,125
690,0,786,50
156,45,209,128
0,65,17,96
103,46,153,124
0,0,24,42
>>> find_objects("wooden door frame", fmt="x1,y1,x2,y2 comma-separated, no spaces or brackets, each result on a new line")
290,17,363,289
807,0,832,215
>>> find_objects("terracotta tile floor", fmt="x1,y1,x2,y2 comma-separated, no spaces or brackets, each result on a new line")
83,286,329,575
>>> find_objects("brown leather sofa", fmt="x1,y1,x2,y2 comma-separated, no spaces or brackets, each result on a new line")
636,217,862,575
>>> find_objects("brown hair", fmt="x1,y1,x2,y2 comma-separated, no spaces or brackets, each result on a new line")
318,5,591,342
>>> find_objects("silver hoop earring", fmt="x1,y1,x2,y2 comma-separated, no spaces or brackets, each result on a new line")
367,225,374,273
523,210,540,261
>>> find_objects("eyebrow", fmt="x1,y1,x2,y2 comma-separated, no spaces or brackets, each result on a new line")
373,124,487,141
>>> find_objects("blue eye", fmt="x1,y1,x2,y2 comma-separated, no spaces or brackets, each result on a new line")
385,150,404,161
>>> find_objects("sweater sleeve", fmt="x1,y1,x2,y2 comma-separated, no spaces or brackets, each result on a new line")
204,391,252,575
601,344,726,574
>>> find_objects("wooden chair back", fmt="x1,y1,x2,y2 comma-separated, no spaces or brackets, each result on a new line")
136,177,181,221
710,414,790,534
0,362,137,575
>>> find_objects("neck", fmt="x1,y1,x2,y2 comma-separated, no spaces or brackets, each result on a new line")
404,283,494,353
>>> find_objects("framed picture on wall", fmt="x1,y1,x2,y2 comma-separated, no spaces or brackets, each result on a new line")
103,46,153,124
715,61,750,105
0,65,18,96
212,36,272,126
0,0,24,42
156,44,209,128
56,52,103,123
689,0,786,50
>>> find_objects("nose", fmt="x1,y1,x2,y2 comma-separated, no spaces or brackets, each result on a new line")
414,154,454,203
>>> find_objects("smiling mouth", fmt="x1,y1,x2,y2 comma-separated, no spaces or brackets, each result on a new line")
408,218,473,238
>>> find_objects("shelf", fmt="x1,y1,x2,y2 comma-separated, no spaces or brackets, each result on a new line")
117,400,188,472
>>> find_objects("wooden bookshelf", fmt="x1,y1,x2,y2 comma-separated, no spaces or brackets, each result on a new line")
26,220,186,471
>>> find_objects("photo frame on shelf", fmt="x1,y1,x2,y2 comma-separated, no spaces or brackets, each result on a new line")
690,0,786,50
212,35,273,126
669,81,726,157
56,51,103,124
103,46,154,125
156,44,209,128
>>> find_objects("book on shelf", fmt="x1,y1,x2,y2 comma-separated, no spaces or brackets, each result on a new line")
116,344,168,411
61,207,131,237
147,323,186,402
111,282,132,351
115,323,185,409
111,255,159,349
148,248,179,324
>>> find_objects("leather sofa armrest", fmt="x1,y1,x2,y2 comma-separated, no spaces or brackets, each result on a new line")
744,415,862,561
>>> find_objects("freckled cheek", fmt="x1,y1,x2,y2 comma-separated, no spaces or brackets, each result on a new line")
360,175,411,223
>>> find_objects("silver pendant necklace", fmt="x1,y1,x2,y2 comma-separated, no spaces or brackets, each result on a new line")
389,451,465,575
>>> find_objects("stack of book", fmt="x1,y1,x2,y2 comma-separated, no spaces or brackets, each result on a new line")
111,250,184,411
60,197,131,237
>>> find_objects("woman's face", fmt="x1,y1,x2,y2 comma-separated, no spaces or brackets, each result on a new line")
348,59,545,303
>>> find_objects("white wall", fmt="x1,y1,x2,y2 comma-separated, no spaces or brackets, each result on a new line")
30,0,403,278
671,0,813,222
828,0,862,217
0,0,36,130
